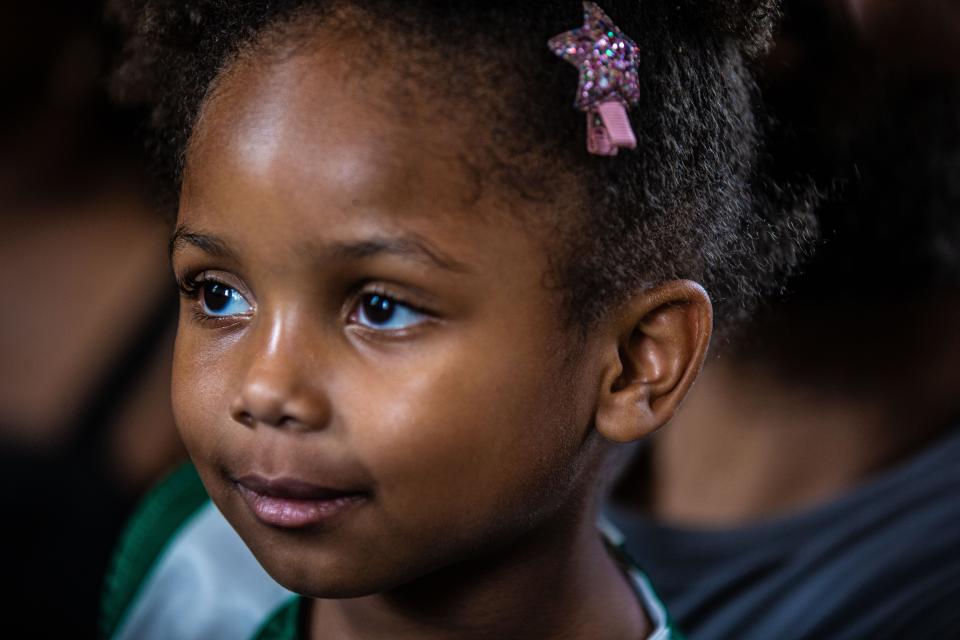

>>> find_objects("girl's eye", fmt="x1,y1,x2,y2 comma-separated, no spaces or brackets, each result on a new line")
199,281,252,317
353,293,427,331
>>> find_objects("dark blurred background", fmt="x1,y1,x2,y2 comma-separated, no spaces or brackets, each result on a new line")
0,2,184,636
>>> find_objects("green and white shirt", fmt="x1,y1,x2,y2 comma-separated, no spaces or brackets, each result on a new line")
101,463,683,640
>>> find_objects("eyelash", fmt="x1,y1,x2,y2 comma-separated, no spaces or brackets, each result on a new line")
176,273,247,327
175,272,434,331
348,284,434,336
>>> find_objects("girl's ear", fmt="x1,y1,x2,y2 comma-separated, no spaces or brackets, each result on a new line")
594,280,713,443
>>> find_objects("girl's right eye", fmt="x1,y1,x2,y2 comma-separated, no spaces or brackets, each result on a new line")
198,281,252,317
351,292,428,331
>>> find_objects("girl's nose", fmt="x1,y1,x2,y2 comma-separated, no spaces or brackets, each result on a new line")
229,316,331,432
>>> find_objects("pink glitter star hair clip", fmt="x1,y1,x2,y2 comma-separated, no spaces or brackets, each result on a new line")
548,2,641,156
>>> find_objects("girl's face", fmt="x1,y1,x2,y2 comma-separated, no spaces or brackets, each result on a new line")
171,45,606,597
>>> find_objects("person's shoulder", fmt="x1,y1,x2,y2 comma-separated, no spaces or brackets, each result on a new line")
100,462,211,639
606,426,960,640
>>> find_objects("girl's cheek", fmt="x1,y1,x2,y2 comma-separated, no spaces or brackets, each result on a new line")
171,331,232,456
357,346,546,489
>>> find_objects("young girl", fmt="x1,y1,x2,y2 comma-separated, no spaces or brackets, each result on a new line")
101,1,810,638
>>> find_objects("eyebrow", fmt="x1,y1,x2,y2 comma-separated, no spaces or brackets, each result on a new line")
169,225,474,274
323,236,474,274
169,227,238,261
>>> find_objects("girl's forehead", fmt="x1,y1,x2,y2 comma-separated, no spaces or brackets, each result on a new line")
177,46,553,283
185,46,485,226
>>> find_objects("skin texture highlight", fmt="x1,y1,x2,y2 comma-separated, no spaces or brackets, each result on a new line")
170,34,712,640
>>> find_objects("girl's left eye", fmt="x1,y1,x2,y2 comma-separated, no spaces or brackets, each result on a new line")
199,281,252,317
352,293,428,331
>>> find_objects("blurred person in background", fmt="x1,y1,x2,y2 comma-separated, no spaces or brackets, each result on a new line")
0,2,183,636
608,0,960,638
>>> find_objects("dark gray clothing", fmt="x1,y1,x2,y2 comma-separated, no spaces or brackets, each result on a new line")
607,427,960,640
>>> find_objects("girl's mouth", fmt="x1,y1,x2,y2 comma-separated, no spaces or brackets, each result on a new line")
234,474,369,528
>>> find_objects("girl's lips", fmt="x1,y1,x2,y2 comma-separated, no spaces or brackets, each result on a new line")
235,475,368,528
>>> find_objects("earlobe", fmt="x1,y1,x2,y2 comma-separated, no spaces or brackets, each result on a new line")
594,280,713,443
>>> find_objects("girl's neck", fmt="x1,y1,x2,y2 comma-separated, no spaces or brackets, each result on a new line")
306,504,649,640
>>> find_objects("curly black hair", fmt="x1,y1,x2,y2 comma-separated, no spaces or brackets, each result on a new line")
108,0,815,335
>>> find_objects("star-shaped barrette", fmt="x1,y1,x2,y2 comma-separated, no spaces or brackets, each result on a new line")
548,2,641,156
